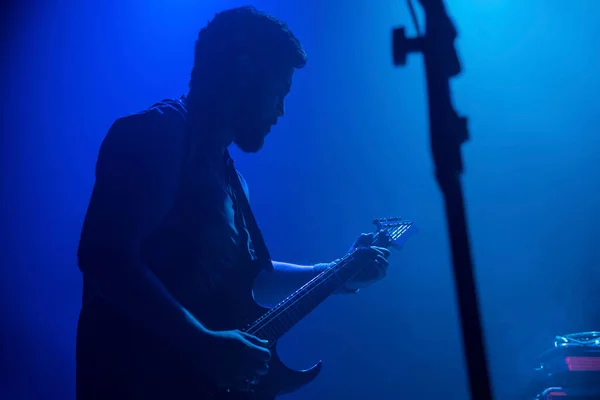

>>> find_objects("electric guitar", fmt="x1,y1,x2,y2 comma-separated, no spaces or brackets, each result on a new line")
196,217,418,399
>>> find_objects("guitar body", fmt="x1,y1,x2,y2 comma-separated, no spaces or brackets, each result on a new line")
194,260,323,400
136,258,322,400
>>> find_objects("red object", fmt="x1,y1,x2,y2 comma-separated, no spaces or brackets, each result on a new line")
565,356,600,372
539,387,600,399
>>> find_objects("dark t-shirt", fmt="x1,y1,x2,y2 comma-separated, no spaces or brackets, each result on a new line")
138,98,256,298
75,97,256,398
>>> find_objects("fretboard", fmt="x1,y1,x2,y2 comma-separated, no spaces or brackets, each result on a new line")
243,251,363,343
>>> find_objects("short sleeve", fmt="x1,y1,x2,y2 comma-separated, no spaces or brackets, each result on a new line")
78,111,188,267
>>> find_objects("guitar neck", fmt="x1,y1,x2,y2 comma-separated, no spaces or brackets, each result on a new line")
243,219,416,344
243,251,363,343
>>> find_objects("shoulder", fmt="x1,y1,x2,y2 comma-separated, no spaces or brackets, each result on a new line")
100,98,189,157
96,98,190,175
105,98,188,146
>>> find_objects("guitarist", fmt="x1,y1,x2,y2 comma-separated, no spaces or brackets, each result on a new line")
76,6,391,399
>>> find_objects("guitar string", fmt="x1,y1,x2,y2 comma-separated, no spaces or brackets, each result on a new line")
245,224,410,338
245,249,362,338
245,223,410,336
245,224,411,338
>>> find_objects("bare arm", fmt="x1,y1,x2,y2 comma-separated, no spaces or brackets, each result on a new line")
232,176,326,306
77,113,209,351
252,261,330,306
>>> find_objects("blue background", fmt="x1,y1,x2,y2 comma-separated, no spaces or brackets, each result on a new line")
2,0,600,399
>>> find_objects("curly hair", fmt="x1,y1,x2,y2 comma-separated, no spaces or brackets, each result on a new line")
188,6,307,93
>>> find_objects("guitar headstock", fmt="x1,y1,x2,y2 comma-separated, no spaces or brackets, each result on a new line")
372,217,418,249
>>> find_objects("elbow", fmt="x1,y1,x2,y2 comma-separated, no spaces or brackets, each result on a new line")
77,239,99,275
77,244,112,301
77,244,112,283
76,239,140,305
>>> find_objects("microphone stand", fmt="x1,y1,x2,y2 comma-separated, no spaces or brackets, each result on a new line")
392,1,494,399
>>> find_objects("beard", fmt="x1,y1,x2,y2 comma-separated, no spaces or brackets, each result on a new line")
231,89,271,153
233,125,267,153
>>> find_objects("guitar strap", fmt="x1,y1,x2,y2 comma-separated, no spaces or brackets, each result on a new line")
224,151,274,271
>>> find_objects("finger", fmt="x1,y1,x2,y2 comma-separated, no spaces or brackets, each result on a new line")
354,256,387,281
240,334,272,362
230,377,252,392
363,261,386,282
357,246,379,262
374,255,389,268
247,376,261,386
362,246,385,258
354,265,386,286
241,332,269,348
252,361,269,376
246,343,272,362
369,257,388,280
377,229,390,241
373,246,391,256
371,246,391,258
244,358,269,377
355,233,374,247
251,345,271,362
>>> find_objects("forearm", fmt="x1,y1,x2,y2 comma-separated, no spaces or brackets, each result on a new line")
252,261,329,307
79,249,209,351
